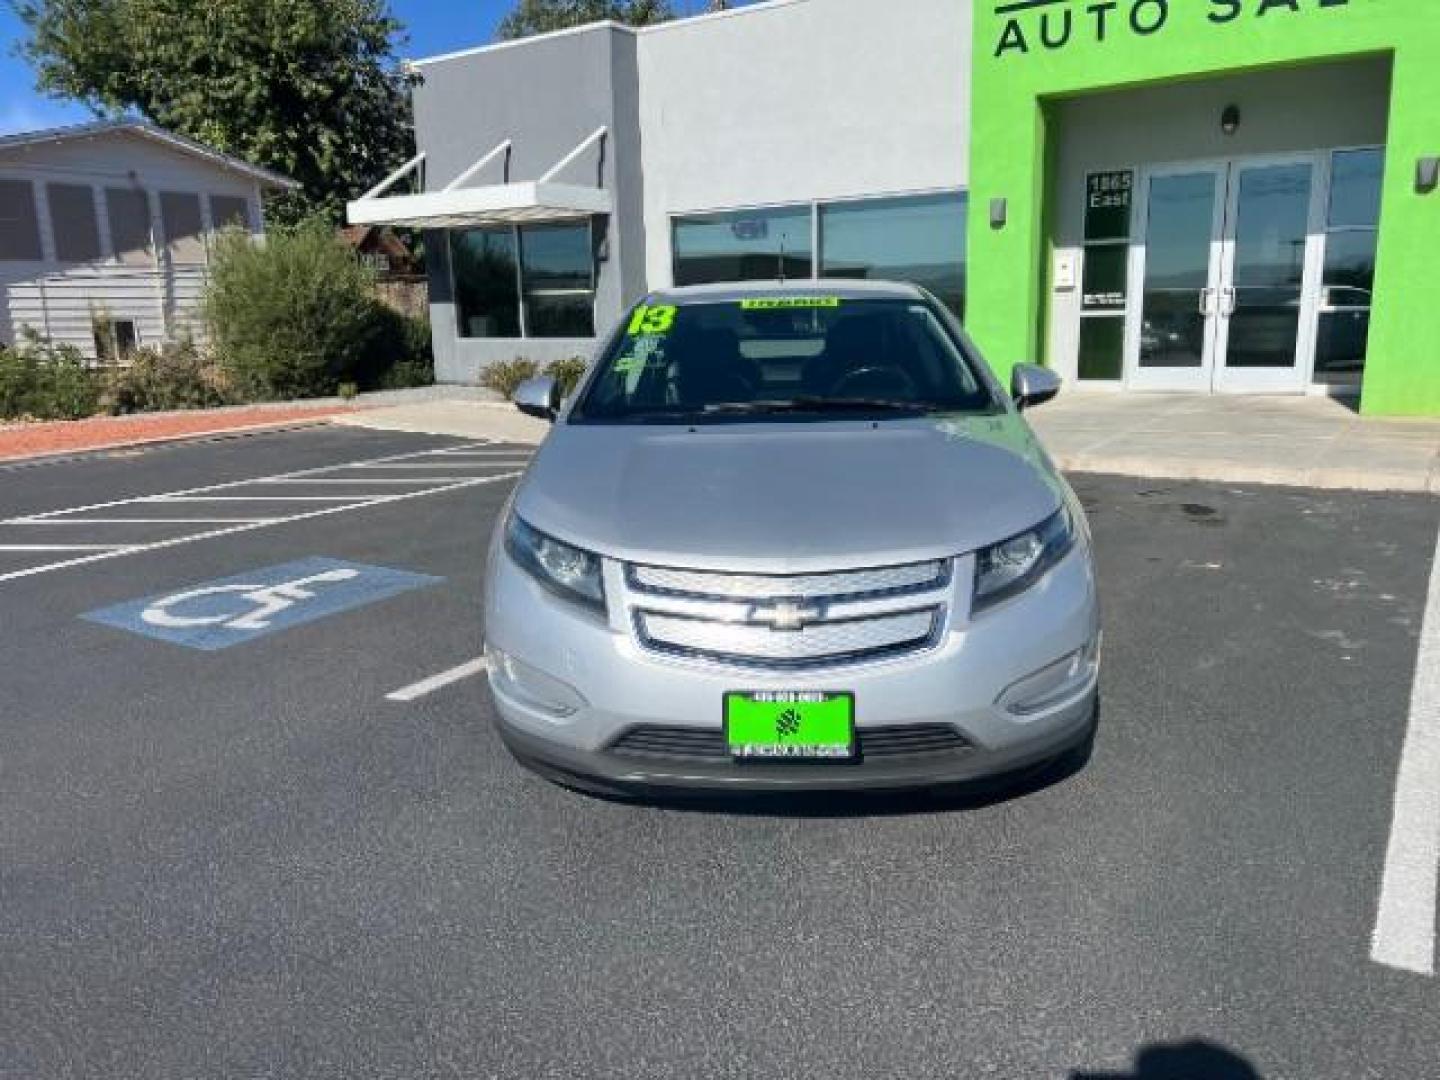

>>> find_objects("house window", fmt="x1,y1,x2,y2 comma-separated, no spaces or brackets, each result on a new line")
47,183,102,263
0,178,43,261
672,205,813,286
106,188,153,266
209,194,251,232
94,318,139,363
451,219,597,339
819,192,968,317
160,191,207,264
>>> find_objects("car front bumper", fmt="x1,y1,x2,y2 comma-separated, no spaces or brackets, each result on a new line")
483,539,1100,795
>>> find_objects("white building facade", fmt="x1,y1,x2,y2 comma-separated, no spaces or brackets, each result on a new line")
0,121,294,359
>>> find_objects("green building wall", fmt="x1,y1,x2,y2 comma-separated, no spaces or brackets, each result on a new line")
966,0,1440,415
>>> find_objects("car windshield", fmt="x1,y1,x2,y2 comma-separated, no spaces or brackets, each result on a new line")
569,296,998,424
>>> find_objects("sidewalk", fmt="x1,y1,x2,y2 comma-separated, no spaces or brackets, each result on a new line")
1029,392,1440,493
340,391,1440,494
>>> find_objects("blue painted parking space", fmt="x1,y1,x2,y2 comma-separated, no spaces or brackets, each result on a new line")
82,556,442,651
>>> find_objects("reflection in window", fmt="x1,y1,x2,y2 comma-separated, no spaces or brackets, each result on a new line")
1317,148,1384,380
106,188,153,267
451,220,596,339
451,227,520,339
210,195,252,232
673,206,813,286
0,178,43,261
1327,148,1384,230
819,193,967,317
160,192,207,264
48,183,101,263
520,222,596,338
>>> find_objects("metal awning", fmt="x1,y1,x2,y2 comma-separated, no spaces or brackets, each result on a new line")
346,129,612,230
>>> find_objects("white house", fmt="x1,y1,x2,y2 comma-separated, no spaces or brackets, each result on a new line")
0,120,296,359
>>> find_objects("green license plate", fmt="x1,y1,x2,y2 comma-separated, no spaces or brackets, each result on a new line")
724,692,856,760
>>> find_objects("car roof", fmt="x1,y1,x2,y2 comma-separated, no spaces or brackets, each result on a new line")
647,279,928,306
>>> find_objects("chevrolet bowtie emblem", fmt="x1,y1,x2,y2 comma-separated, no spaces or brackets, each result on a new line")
750,599,823,632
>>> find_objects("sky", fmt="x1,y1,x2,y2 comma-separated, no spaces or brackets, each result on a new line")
0,0,745,136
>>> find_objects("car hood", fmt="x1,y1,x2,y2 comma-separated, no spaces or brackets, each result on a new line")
512,414,1065,573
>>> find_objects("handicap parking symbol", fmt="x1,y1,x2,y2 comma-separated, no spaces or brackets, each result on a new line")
83,557,442,651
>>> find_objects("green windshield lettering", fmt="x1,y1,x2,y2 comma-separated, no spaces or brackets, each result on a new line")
740,297,842,311
627,304,678,336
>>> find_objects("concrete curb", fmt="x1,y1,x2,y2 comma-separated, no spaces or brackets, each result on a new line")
1057,453,1440,495
0,416,338,468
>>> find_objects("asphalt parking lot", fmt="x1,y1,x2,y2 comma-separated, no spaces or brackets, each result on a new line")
2,424,1438,1079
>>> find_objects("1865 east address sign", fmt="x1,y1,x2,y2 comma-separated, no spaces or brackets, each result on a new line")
994,0,1352,58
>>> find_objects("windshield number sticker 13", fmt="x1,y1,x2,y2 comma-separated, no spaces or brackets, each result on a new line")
627,304,677,336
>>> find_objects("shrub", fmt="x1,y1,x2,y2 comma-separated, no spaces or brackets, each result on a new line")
480,358,539,400
0,331,102,420
206,218,396,400
544,356,588,398
337,381,359,401
102,341,237,414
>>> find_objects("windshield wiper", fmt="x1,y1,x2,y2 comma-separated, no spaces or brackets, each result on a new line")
703,397,926,415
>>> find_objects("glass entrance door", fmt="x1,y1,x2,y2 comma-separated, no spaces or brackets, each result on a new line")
1127,155,1322,393
1126,166,1227,391
1213,158,1319,393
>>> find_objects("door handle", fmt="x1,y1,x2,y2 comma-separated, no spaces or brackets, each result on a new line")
1221,287,1237,316
1198,287,1216,316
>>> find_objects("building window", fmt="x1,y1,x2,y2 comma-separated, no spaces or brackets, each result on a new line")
106,188,153,267
0,178,43,262
451,219,596,340
160,191,207,264
672,205,813,286
1316,148,1383,382
520,221,597,338
1077,170,1135,381
819,192,968,317
209,194,252,233
47,183,102,263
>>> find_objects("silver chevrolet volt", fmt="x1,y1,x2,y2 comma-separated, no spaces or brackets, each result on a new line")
484,281,1100,796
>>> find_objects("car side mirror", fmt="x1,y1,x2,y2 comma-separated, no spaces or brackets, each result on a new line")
1011,364,1062,412
514,376,559,422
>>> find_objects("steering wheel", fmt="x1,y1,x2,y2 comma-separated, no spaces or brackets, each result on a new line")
830,365,918,400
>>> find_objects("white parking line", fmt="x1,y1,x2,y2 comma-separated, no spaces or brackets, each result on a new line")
0,475,520,585
262,477,506,485
386,657,489,703
1372,522,1440,977
348,462,532,470
145,496,363,503
0,544,136,552
12,442,504,522
7,518,283,525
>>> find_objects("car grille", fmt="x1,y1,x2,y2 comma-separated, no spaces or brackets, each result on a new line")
628,561,948,601
609,724,973,763
635,609,939,668
624,558,952,670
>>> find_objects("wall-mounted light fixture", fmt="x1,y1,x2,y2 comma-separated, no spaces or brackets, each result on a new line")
1221,105,1241,136
1418,157,1439,194
990,197,1007,230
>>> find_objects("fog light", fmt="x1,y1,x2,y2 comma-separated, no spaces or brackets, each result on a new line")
996,639,1099,718
486,647,586,718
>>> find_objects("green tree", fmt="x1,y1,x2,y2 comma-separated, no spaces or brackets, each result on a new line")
205,219,420,399
497,0,675,40
10,0,416,223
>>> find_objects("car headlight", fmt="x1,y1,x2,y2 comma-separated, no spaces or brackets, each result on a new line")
973,507,1076,613
505,514,607,614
